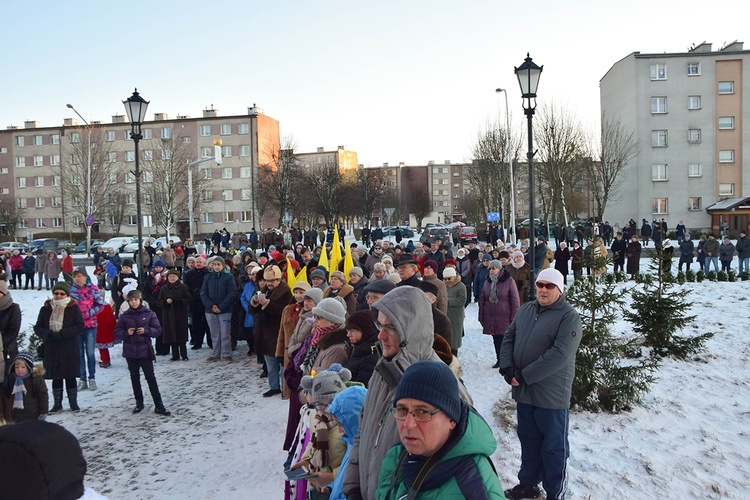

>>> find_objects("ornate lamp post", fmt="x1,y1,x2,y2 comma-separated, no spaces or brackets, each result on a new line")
123,89,149,281
515,54,542,299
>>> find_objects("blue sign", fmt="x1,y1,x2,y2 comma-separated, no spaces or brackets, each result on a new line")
85,214,95,226
486,212,500,222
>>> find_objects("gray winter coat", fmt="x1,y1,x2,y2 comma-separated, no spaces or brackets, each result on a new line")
445,279,466,351
720,242,735,262
342,286,473,499
499,294,582,409
736,236,750,259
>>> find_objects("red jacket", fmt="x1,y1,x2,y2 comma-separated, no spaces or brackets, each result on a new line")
61,255,74,273
9,255,24,271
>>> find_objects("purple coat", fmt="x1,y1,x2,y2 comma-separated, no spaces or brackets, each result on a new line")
114,305,162,359
478,269,520,336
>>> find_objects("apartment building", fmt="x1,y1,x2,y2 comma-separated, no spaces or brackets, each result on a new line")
600,41,749,233
296,146,358,173
0,105,279,239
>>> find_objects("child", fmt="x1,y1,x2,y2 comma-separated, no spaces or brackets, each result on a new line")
22,249,36,290
3,351,48,423
96,303,117,368
285,384,315,500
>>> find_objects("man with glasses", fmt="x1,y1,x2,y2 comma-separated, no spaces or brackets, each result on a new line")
394,254,420,288
499,268,582,500
342,286,472,500
377,360,504,497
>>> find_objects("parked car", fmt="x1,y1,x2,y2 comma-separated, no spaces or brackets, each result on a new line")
122,237,156,253
459,226,478,244
72,239,105,254
29,238,61,255
100,237,133,253
154,235,182,248
383,226,415,238
0,242,29,253
58,241,76,253
420,227,451,246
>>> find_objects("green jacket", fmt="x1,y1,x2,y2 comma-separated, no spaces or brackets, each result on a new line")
375,408,505,499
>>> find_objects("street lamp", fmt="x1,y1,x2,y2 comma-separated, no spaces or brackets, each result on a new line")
123,88,149,282
515,53,542,300
66,104,92,256
495,88,516,244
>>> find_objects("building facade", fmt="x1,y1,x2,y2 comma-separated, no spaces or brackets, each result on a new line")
600,41,748,232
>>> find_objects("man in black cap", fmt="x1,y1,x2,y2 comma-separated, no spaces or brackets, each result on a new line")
395,254,420,287
362,278,396,309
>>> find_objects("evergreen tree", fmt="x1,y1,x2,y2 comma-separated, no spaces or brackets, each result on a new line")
623,244,712,359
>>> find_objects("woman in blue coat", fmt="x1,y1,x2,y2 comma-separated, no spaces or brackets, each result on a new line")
114,290,170,416
201,256,238,362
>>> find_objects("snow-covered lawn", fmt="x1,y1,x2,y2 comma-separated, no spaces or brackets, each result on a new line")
9,272,750,498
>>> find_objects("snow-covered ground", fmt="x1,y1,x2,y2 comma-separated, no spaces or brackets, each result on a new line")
9,266,750,499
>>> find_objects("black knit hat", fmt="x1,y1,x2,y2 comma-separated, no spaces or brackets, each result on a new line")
13,351,35,372
393,360,461,422
344,310,379,343
122,258,135,268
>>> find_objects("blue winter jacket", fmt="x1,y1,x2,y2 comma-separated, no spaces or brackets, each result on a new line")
200,269,237,313
239,281,257,328
327,386,367,500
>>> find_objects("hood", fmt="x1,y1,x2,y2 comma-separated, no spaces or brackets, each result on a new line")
443,406,497,461
371,285,435,363
328,385,367,440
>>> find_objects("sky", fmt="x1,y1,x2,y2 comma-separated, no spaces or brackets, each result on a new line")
2,0,747,167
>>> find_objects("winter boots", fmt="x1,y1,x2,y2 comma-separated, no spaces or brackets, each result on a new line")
133,401,145,414
68,387,80,412
50,388,64,413
77,379,88,391
88,379,97,391
154,402,171,416
504,484,541,499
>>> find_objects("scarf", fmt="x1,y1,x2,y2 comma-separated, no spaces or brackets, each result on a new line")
50,297,71,332
13,372,31,409
0,292,13,311
489,273,499,303
301,325,337,374
511,259,525,269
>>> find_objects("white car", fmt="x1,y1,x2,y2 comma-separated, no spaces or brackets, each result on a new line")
122,237,156,253
0,242,28,253
154,235,182,248
100,237,133,253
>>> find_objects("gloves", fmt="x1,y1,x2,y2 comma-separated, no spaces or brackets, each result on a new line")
514,368,525,385
48,332,62,341
499,366,515,385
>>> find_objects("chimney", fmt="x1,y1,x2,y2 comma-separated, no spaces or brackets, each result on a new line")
317,147,325,153
248,103,261,116
112,115,126,123
154,113,168,121
337,145,345,150
383,162,389,167
203,105,218,118
444,160,451,165
24,120,39,129
720,40,744,52
63,118,78,126
428,160,435,166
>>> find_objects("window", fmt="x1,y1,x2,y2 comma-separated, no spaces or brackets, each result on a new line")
433,200,441,207
718,81,734,94
106,152,117,163
240,167,251,178
143,171,153,183
33,135,42,146
128,215,138,226
106,130,116,142
124,130,132,140
442,168,448,174
35,218,46,228
52,217,62,228
651,130,668,147
220,124,231,135
70,132,80,143
651,97,667,114
238,123,249,134
15,157,25,168
718,117,735,130
125,172,135,184
687,62,700,76
432,179,439,185
200,125,211,136
441,179,448,184
17,198,27,209
719,183,735,196
202,212,214,224
222,146,232,157
650,64,667,80
35,197,45,208
453,172,459,177
432,167,438,173
652,164,668,181
241,210,252,222
201,190,213,202
222,190,233,201
51,134,60,145
16,136,25,146
161,127,172,139
688,197,701,211
143,129,153,139
239,145,250,157
222,167,232,179
201,168,212,180
652,198,668,214
50,154,60,166
18,219,27,229
71,175,81,186
161,149,171,160
126,193,135,205
181,136,191,144
433,189,440,196
688,129,701,144
201,147,212,157
719,150,735,163
223,212,233,223
17,177,26,188
52,176,60,186
126,151,135,162
688,96,701,110
33,156,43,167
35,176,44,187
143,150,153,161
688,163,702,177
70,154,79,165
241,189,252,200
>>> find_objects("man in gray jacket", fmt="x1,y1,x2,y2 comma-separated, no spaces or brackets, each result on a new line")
342,286,472,500
499,268,582,500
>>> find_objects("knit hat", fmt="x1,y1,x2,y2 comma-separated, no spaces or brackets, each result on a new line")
312,297,347,325
166,269,181,278
387,273,401,284
488,259,503,270
442,267,457,278
393,360,461,422
263,265,282,280
444,259,457,268
72,266,87,276
344,310,379,343
303,287,324,305
482,253,492,261
363,279,396,295
348,267,363,278
310,268,327,281
300,364,352,403
536,268,565,293
381,254,394,265
52,281,71,295
153,259,166,269
122,258,134,268
417,280,439,297
372,262,386,273
330,270,347,283
13,351,35,373
127,289,143,300
423,260,438,273
293,281,311,293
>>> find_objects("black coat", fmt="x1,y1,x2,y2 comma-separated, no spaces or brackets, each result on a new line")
183,267,208,313
1,301,22,374
345,337,380,387
611,238,628,265
34,300,85,380
157,282,191,344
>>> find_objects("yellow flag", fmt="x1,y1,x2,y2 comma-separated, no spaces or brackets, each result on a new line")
343,238,355,277
296,265,308,285
331,225,343,272
286,258,297,288
317,242,329,272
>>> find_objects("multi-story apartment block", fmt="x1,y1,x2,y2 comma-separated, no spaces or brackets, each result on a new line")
0,105,279,240
296,146,358,173
600,41,749,235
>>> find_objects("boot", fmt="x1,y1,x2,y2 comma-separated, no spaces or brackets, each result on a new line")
132,401,145,414
68,387,80,412
88,379,97,391
77,379,88,391
154,402,171,416
50,388,64,413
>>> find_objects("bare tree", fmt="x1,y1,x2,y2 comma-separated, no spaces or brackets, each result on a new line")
591,114,639,220
356,167,388,225
257,136,303,227
308,160,344,227
0,197,25,241
410,186,432,230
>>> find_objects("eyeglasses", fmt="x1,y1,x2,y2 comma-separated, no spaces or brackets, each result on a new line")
391,406,441,422
536,282,558,290
52,291,67,296
373,321,398,336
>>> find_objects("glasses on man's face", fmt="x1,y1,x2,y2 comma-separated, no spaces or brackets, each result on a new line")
391,406,441,422
536,282,557,290
373,321,398,337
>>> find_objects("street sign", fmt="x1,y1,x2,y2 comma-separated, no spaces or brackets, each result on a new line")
85,214,95,226
487,212,500,222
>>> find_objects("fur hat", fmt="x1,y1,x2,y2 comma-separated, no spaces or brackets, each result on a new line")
372,262,386,273
330,270,347,283
293,281,311,293
51,281,71,295
303,287,324,305
127,289,143,300
387,273,401,284
393,360,461,422
13,351,35,372
263,265,282,280
300,364,352,403
312,297,347,325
